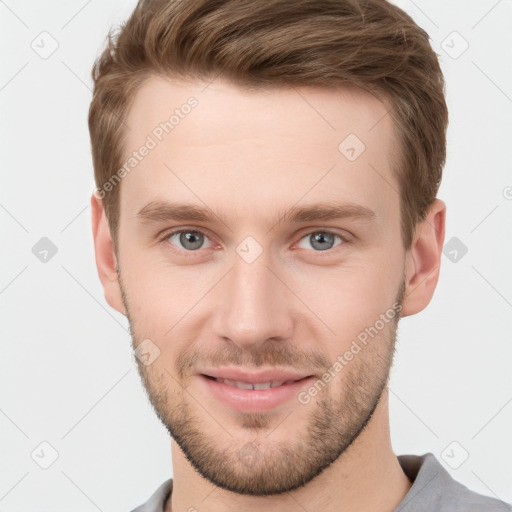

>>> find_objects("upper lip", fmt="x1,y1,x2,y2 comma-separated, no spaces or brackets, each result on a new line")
198,368,313,384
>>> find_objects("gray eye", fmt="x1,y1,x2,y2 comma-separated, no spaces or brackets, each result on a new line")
298,231,343,251
169,230,209,251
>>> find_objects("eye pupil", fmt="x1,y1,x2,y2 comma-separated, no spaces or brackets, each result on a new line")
168,230,342,254
310,232,336,251
180,231,204,250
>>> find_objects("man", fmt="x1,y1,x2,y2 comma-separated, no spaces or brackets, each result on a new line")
89,0,510,510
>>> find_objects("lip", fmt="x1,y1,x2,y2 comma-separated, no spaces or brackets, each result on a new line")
196,368,315,412
197,367,312,384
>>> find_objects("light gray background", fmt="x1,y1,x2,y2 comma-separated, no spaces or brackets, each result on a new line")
1,0,511,510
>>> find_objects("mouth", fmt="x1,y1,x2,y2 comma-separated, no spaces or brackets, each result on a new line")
197,370,316,411
201,374,311,390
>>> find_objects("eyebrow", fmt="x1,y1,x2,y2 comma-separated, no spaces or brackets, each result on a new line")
135,200,377,229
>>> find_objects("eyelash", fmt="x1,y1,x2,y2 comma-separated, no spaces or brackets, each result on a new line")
158,228,349,256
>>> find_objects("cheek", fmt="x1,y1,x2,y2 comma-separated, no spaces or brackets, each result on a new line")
294,250,402,342
120,249,216,342
120,228,403,348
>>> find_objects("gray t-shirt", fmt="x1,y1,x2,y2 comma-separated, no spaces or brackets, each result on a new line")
130,452,511,511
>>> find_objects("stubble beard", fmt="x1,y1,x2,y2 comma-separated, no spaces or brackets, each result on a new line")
121,271,405,496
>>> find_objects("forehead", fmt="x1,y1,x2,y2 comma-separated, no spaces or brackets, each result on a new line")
120,75,400,227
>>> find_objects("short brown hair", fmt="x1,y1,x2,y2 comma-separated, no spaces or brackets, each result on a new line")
89,0,448,250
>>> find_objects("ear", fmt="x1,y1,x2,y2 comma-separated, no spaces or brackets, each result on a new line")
401,198,446,317
90,193,127,315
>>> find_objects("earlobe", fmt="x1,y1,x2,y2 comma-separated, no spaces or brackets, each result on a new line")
400,199,446,317
90,194,127,315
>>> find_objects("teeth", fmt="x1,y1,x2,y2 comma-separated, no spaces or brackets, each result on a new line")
214,378,295,390
253,382,274,390
223,378,253,390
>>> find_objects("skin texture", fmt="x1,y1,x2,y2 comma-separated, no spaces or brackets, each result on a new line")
91,75,446,512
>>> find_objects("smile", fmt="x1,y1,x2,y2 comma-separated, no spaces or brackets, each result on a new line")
209,377,301,390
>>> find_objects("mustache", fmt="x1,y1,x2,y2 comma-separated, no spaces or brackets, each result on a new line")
175,343,331,379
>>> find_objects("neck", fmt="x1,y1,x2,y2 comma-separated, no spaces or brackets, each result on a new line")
166,389,412,512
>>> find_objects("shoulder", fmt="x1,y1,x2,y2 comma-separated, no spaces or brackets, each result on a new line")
396,453,511,512
128,479,174,512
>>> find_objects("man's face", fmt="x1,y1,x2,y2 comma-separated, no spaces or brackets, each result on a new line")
115,76,407,495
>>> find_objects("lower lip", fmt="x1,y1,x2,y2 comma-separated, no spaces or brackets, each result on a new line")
198,374,314,412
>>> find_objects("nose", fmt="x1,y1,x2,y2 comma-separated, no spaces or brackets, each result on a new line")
212,252,295,352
